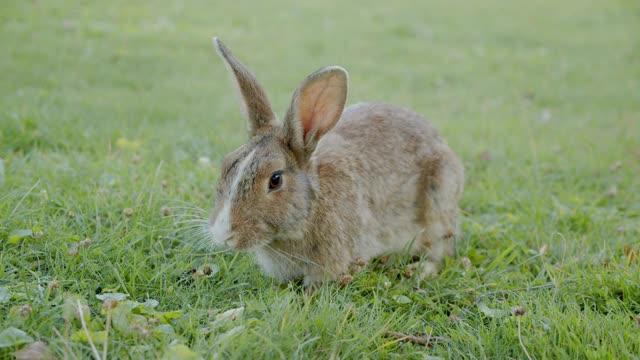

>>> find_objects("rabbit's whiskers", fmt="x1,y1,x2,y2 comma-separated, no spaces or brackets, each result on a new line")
257,240,328,273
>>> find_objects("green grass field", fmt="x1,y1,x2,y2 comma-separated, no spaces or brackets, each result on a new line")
2,0,639,358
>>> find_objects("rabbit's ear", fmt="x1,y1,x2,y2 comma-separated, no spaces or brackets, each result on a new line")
213,37,277,137
283,66,348,161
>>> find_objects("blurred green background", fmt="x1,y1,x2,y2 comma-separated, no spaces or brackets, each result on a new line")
1,0,639,358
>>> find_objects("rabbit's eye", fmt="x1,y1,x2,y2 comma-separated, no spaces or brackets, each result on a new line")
269,171,283,191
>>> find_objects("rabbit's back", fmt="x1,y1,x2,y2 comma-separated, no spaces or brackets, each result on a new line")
313,102,463,259
316,102,453,201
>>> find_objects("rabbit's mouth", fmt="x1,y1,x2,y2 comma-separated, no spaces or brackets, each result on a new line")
221,235,235,248
240,237,277,251
219,234,268,251
217,234,250,250
207,229,234,249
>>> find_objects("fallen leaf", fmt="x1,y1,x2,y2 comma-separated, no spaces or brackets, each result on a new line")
0,327,34,348
96,292,129,302
477,303,506,318
384,331,451,347
107,300,183,335
392,295,412,304
0,287,11,304
215,307,244,322
12,341,53,360
144,299,160,308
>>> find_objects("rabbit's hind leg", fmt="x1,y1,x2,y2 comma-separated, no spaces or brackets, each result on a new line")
407,157,462,280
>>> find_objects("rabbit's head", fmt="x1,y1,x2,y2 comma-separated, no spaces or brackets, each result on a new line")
208,38,348,250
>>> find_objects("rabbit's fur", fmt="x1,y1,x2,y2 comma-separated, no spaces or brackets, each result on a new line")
208,38,464,287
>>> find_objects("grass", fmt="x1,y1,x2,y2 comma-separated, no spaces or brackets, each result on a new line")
1,0,639,358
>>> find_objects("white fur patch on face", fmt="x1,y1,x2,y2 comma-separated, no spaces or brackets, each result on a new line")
210,149,256,247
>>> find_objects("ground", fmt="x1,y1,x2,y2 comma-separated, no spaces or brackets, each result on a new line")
1,0,639,358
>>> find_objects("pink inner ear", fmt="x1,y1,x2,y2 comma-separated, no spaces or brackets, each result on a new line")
298,75,345,143
302,112,314,138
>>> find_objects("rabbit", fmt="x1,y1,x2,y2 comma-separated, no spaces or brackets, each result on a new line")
208,37,464,287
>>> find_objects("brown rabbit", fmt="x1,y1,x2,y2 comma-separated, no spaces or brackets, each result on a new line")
208,38,464,287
